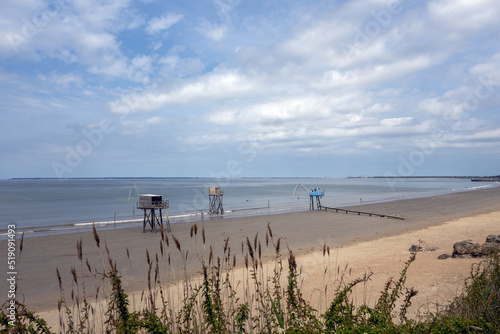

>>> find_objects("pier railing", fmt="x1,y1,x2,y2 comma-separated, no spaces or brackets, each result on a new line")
319,205,404,220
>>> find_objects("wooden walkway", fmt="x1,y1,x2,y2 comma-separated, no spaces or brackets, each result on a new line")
319,206,405,220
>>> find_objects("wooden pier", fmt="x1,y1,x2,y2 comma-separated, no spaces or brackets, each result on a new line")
319,206,404,220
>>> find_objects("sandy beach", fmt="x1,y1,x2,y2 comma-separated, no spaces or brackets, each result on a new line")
3,185,500,329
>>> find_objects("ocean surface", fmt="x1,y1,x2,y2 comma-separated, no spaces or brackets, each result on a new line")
0,177,496,239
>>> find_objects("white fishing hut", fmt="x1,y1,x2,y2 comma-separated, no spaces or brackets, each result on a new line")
137,194,169,232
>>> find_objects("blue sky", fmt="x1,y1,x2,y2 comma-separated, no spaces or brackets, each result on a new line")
1,0,500,178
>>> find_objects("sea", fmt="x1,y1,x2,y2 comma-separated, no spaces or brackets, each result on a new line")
0,177,496,239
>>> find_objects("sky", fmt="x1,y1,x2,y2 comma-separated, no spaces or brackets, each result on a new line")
1,0,500,179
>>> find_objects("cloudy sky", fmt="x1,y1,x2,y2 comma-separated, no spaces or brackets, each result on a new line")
1,0,500,179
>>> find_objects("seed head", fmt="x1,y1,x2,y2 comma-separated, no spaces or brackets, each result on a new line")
56,268,62,290
267,222,273,239
172,234,181,252
164,233,170,247
92,223,100,248
19,232,24,257
77,238,83,262
86,258,91,272
202,225,206,245
246,237,254,261
71,267,78,284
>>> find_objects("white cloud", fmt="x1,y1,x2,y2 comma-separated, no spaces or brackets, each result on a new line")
110,70,257,114
0,1,150,81
214,0,240,22
128,55,154,82
37,72,84,87
357,140,382,150
198,20,227,41
207,111,236,125
71,0,135,31
419,98,465,121
158,54,204,77
181,133,231,147
3,0,500,177
105,0,500,158
363,103,393,115
380,117,413,127
120,116,169,135
146,12,183,34
319,55,432,89
428,0,500,31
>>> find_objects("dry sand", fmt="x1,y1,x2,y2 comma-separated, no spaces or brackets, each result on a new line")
298,210,500,317
2,185,500,329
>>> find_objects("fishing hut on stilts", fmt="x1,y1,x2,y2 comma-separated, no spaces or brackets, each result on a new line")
293,184,325,211
293,183,405,219
309,187,324,210
208,186,224,215
137,194,170,232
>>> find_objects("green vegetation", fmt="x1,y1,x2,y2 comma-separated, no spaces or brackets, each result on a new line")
1,223,499,333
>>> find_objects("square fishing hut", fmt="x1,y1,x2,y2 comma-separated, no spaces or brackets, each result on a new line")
137,194,169,232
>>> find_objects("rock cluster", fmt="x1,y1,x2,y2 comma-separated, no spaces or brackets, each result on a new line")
451,234,500,258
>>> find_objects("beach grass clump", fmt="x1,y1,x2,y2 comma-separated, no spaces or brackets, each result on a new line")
430,252,500,333
1,224,499,333
0,301,52,333
447,252,500,324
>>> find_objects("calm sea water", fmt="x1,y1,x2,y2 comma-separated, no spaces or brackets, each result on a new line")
0,177,494,238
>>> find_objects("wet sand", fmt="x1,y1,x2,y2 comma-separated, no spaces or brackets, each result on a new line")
2,186,500,328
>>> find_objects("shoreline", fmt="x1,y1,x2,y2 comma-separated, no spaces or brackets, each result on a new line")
3,186,500,329
2,183,496,240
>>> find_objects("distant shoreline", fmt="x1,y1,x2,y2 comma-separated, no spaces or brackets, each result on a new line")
7,175,496,181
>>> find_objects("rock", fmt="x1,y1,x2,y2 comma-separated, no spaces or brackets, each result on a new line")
438,254,450,260
451,235,500,259
452,240,481,258
479,234,500,256
409,244,420,252
479,242,500,256
485,234,500,244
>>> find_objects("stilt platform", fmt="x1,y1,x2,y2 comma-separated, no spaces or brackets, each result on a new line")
319,206,404,220
137,194,170,232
